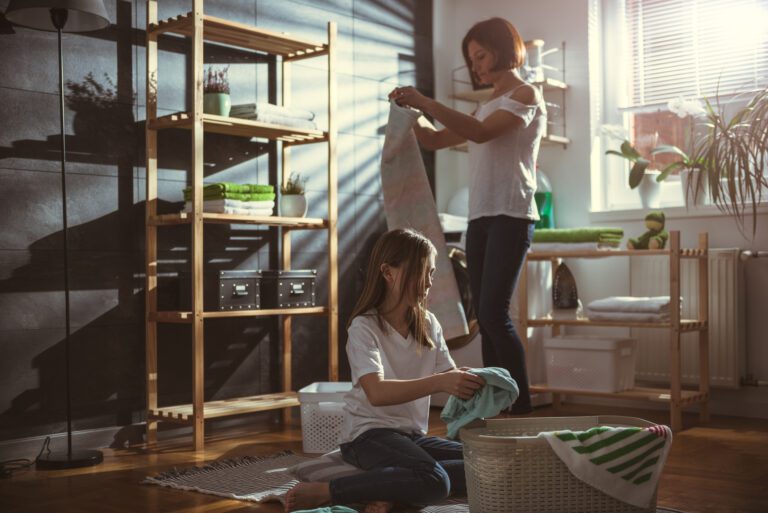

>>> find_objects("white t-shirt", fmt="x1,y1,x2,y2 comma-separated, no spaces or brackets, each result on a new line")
340,310,456,443
467,86,547,221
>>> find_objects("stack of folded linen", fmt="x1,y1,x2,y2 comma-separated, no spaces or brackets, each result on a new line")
182,182,275,216
230,102,317,130
532,227,624,252
585,296,676,323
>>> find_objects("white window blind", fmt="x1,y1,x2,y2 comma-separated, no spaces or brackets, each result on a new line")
625,0,768,109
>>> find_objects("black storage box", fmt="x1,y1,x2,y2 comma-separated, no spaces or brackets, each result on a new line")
179,270,261,311
260,269,317,308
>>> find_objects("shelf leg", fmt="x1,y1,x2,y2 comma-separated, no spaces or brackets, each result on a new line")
698,232,710,423
669,231,683,432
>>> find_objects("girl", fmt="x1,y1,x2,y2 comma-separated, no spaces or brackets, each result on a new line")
285,228,485,513
390,17,546,414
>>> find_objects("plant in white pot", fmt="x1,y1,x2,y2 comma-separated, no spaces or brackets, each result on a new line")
203,65,231,117
280,172,308,217
606,138,666,208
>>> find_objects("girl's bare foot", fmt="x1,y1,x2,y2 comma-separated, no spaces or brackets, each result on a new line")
283,482,331,512
364,501,394,513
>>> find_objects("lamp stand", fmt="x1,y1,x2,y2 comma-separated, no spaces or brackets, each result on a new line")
36,8,103,470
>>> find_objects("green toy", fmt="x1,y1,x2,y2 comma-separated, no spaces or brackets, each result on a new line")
627,211,669,250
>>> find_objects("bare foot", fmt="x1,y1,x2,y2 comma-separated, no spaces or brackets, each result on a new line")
364,501,394,513
283,482,331,512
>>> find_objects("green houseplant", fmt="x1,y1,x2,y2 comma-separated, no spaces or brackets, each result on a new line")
203,65,231,117
605,132,667,208
280,172,308,217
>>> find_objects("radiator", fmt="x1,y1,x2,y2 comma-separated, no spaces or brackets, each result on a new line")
629,249,745,388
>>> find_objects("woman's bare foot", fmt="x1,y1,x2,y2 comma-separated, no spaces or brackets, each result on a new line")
283,482,331,512
364,501,394,513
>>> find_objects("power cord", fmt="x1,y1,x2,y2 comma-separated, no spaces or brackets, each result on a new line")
0,436,51,478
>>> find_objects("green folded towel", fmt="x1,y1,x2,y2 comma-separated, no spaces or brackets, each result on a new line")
533,227,624,243
182,182,274,196
183,191,276,202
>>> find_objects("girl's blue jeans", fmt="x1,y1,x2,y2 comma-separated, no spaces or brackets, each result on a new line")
466,214,534,410
329,428,465,505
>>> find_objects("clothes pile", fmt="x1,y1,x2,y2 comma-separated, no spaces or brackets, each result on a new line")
182,182,275,216
230,102,317,130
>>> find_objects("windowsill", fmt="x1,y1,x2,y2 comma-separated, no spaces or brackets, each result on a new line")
589,203,768,223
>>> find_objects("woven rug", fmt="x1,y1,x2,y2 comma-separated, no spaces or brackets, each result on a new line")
143,450,684,513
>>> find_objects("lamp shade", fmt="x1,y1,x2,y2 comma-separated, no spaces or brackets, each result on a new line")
5,0,109,32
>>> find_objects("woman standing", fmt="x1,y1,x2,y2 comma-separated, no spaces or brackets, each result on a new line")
390,17,546,414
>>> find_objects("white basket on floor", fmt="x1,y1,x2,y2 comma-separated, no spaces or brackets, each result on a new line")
298,382,352,454
460,416,658,513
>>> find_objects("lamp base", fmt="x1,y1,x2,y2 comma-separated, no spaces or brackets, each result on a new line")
36,449,103,470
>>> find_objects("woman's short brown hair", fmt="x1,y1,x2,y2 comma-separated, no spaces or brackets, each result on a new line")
461,17,526,89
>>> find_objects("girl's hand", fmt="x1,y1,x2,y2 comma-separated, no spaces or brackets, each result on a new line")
389,86,431,110
440,369,485,400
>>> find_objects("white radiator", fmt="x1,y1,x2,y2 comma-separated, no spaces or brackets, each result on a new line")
629,249,745,388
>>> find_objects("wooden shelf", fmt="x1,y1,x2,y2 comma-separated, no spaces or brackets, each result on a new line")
527,248,707,259
148,112,327,143
150,212,327,228
530,385,708,406
151,307,328,323
149,13,328,59
527,317,707,331
148,392,301,423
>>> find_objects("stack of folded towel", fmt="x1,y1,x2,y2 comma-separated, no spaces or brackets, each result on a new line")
585,296,677,323
182,182,275,216
532,227,624,252
230,102,317,130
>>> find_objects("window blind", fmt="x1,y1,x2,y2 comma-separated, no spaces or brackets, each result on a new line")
625,0,768,108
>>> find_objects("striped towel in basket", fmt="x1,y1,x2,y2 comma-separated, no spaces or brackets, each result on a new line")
540,425,672,509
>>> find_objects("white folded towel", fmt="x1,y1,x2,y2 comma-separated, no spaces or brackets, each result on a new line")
233,112,318,130
183,202,274,216
587,296,673,314
540,424,672,509
231,102,315,120
185,199,275,210
585,309,670,323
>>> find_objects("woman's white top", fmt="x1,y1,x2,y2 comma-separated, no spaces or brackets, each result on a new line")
340,310,456,443
467,85,547,221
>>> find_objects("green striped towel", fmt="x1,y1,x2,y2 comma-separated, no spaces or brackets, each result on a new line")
533,227,624,243
540,424,672,508
183,191,276,202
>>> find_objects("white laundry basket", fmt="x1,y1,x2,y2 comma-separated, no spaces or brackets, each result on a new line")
460,416,657,513
298,382,352,454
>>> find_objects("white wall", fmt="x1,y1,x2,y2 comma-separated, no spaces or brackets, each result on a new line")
433,0,768,418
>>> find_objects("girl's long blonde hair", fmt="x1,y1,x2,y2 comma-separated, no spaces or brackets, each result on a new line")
348,228,437,348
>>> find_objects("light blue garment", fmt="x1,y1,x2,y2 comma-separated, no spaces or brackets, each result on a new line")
440,367,519,438
292,506,358,513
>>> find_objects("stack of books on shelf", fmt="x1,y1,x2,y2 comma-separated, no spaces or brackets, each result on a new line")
182,182,275,216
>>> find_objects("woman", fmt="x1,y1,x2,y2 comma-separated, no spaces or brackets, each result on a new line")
390,17,546,414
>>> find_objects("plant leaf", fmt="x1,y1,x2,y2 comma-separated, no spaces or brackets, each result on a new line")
629,159,649,189
605,150,626,158
651,144,688,159
658,162,683,182
621,140,641,160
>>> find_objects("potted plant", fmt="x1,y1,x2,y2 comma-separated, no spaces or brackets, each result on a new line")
203,65,231,117
280,172,308,217
605,135,665,208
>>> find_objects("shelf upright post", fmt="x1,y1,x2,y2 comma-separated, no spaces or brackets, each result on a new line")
191,0,206,451
668,231,682,432
145,0,159,448
698,232,710,422
280,53,293,426
327,21,339,381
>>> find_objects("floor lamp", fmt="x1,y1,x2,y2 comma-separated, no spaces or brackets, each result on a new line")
5,0,110,470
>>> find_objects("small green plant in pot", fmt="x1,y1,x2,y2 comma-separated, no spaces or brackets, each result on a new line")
605,133,667,209
203,65,231,117
280,172,308,217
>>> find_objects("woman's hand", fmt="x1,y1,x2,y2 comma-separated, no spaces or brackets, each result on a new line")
388,86,431,110
440,369,485,400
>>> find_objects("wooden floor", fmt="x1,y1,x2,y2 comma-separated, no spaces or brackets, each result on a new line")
1,403,767,513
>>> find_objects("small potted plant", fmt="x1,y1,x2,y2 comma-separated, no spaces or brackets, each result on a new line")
605,134,665,209
203,65,231,117
280,172,308,217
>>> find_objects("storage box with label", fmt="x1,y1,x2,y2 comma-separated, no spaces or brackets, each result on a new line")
543,335,636,392
179,270,261,311
260,269,316,308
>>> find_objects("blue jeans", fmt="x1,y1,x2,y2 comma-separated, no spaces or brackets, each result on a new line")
329,428,465,505
466,215,534,410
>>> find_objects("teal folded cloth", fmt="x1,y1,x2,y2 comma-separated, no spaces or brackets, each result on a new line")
440,367,519,439
293,507,358,513
533,227,624,243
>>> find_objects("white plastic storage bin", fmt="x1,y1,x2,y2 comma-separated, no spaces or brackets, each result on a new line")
544,335,636,392
298,382,352,453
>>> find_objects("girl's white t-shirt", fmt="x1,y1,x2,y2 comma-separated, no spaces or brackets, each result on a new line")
467,86,547,221
340,310,456,443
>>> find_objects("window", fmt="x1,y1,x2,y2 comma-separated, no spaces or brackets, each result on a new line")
598,0,768,210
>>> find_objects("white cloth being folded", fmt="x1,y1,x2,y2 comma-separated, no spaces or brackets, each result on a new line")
585,309,670,323
530,242,620,252
587,296,673,314
185,199,275,210
231,102,315,121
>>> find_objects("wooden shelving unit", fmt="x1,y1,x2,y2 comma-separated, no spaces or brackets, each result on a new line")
145,0,338,450
518,231,710,432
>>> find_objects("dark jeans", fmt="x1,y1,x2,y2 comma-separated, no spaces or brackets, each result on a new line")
466,214,534,409
329,428,465,506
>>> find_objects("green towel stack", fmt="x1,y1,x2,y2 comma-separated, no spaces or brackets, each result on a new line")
533,227,624,247
183,182,275,202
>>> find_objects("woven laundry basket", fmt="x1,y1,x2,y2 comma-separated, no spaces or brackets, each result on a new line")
460,416,658,513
